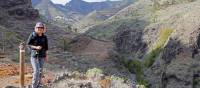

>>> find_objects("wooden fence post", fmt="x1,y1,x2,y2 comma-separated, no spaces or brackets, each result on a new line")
19,42,25,88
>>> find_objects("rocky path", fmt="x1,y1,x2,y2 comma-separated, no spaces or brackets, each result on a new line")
0,50,136,88
0,63,54,88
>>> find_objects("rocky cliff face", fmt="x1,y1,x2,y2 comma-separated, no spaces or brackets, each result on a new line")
112,0,200,88
144,1,200,87
0,0,39,54
0,0,39,26
0,0,38,20
113,25,147,59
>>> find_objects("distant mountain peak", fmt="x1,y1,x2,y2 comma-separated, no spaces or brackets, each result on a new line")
69,0,86,3
65,0,122,15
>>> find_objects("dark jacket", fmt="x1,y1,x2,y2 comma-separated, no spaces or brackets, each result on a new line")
27,32,48,58
197,33,200,49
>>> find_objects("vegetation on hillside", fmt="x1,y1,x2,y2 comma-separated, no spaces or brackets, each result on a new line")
120,28,173,87
86,18,144,40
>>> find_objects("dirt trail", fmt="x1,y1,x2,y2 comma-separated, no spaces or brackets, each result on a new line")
0,63,54,87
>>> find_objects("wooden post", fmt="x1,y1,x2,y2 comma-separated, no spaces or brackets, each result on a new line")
19,42,25,88
2,32,5,53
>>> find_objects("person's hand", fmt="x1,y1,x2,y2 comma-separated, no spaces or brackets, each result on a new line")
35,46,42,50
45,55,48,63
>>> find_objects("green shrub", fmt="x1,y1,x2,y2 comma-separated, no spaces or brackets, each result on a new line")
144,48,162,67
154,28,173,49
86,68,103,78
193,77,200,87
136,85,146,88
58,38,71,51
110,75,125,81
129,60,148,86
144,28,173,67
122,58,148,86
129,60,143,74
120,28,173,86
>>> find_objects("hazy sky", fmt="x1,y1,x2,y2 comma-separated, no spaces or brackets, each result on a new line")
51,0,121,5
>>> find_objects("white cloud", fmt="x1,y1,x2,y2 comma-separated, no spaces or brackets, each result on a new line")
51,0,70,5
51,0,121,5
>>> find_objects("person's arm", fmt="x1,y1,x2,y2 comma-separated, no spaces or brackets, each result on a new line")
30,45,42,50
45,51,48,62
45,36,48,62
197,35,200,49
27,33,42,50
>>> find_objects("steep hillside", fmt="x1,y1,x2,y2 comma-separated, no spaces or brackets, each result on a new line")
84,0,200,87
32,0,83,27
32,0,130,28
0,0,38,22
0,0,39,52
0,0,74,60
111,0,200,87
87,18,148,40
86,0,152,40
86,0,196,41
35,0,64,18
65,0,122,15
4,0,200,87
71,0,137,32
142,1,200,87
73,9,119,33
0,0,137,88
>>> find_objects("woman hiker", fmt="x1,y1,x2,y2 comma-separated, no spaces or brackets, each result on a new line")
27,22,48,88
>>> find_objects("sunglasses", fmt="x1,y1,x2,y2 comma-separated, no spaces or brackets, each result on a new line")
37,27,44,29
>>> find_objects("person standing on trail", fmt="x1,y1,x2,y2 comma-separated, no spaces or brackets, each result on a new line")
27,22,48,88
